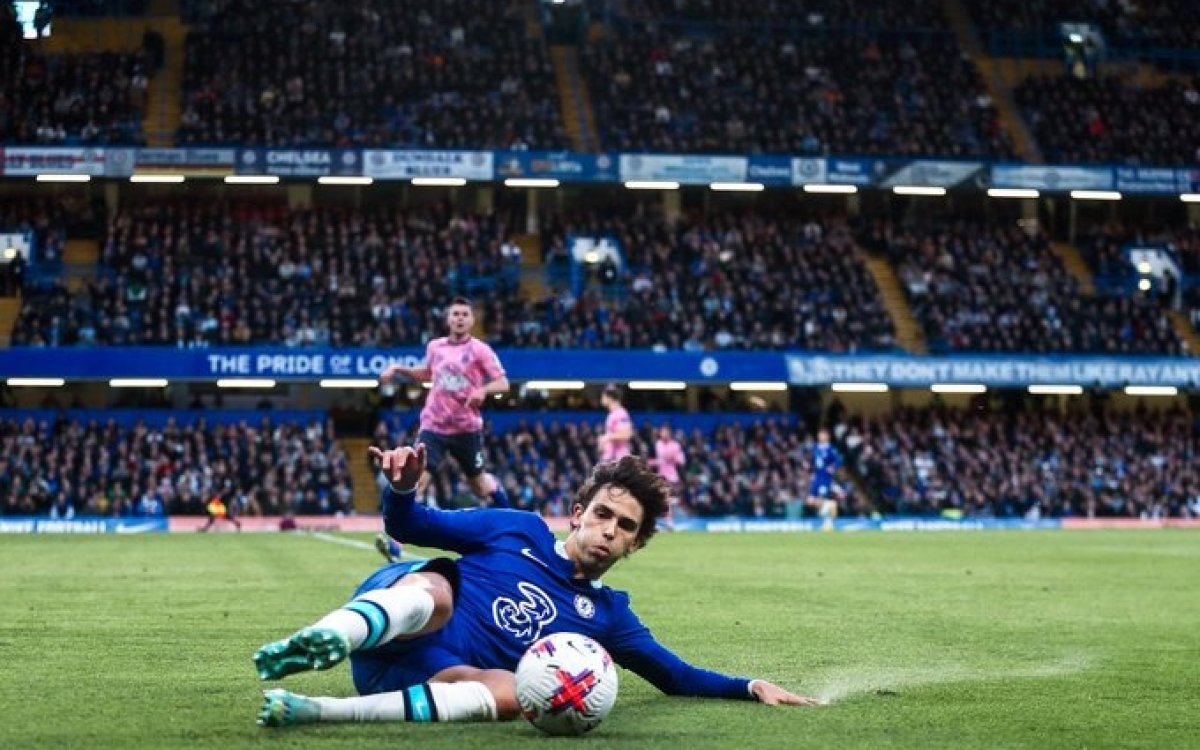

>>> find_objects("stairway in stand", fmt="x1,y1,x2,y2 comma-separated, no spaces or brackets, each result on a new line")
342,437,382,515
941,0,1043,162
1166,311,1200,355
862,256,928,354
43,7,187,147
1049,242,1097,296
513,233,547,301
62,239,100,292
0,296,21,347
550,45,599,152
142,16,187,147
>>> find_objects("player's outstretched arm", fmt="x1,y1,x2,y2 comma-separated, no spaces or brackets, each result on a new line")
749,679,823,706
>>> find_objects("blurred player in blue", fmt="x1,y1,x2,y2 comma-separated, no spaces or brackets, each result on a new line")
253,442,820,727
805,429,843,530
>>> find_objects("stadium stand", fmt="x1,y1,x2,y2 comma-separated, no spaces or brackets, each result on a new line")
603,0,947,29
850,404,1200,520
0,7,150,145
0,410,352,517
9,201,520,347
859,217,1186,354
178,0,569,149
372,412,822,519
52,0,148,16
9,203,896,352
1015,74,1200,166
368,405,1200,521
582,9,1013,156
495,211,897,350
964,0,1200,55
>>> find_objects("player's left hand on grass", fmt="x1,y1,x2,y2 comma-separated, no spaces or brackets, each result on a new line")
368,443,427,493
750,679,824,706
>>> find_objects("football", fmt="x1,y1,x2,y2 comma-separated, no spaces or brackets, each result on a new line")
514,632,619,736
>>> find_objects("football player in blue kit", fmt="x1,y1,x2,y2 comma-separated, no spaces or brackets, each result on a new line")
253,442,820,727
805,429,844,529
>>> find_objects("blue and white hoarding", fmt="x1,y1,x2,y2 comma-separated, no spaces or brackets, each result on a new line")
364,150,494,180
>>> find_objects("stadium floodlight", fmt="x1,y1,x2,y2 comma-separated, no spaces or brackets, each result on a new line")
830,382,890,392
318,378,379,389
109,378,168,388
318,176,373,186
1070,190,1121,200
6,377,65,387
1028,384,1083,395
987,188,1040,199
412,177,468,186
504,178,560,188
802,184,856,194
931,383,987,394
130,174,185,183
709,182,765,192
892,186,947,196
627,380,688,391
1181,194,1200,203
3,248,17,260
1138,278,1152,291
523,380,586,390
1124,385,1178,396
1137,261,1152,274
729,381,788,391
624,181,680,190
225,175,280,184
217,378,277,388
36,174,90,182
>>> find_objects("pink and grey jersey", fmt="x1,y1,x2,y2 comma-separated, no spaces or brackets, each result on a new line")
602,406,633,461
419,337,505,435
653,438,685,483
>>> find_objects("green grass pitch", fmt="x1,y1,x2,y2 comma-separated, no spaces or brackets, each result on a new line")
1,530,1196,749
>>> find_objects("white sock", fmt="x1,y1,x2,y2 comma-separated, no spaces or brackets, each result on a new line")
313,586,436,650
312,682,498,722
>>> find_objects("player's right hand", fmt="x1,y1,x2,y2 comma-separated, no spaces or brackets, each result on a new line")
368,443,427,492
750,679,825,706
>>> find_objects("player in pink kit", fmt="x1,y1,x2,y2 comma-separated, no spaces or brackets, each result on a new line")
598,385,634,462
375,298,511,561
649,424,686,531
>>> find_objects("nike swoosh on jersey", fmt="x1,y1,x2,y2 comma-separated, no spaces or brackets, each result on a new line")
520,547,551,569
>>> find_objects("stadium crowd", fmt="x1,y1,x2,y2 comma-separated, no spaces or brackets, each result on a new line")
9,201,520,347
1016,74,1200,166
851,404,1200,520
860,218,1185,354
0,413,353,517
0,6,149,145
583,24,1013,157
372,415,819,519
603,0,946,29
9,204,896,353
370,404,1200,521
491,212,896,351
178,0,567,149
964,0,1200,52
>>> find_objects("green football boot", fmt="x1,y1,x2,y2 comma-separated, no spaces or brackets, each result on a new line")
253,627,350,680
257,689,321,727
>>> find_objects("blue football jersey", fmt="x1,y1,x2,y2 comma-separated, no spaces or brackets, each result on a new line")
379,487,753,699
811,443,842,481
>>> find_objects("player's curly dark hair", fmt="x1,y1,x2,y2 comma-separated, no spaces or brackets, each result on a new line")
572,455,669,548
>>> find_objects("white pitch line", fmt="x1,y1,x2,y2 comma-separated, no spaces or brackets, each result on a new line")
304,531,427,561
306,531,376,551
